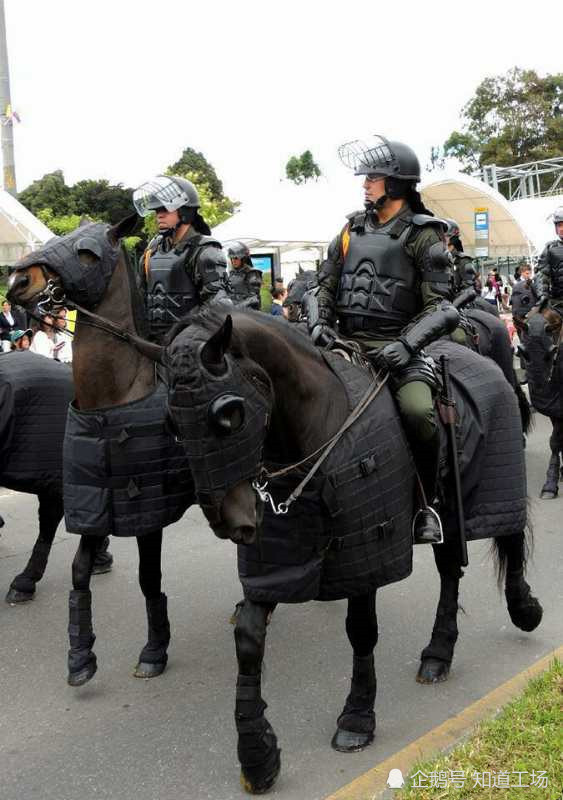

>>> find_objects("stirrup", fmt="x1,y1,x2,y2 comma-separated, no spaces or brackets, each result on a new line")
412,506,444,545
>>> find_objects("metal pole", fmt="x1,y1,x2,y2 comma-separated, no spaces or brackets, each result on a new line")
0,0,16,195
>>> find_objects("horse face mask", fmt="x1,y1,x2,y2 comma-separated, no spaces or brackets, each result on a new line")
12,222,119,309
167,315,272,526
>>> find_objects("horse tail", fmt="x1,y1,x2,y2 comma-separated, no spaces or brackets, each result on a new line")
514,377,533,435
491,499,533,589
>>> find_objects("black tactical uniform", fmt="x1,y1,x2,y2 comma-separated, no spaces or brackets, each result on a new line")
536,206,563,317
227,241,262,310
133,175,230,342
311,135,457,544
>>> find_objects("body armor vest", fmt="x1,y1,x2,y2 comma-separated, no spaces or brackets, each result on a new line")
546,241,563,298
229,266,259,303
146,236,210,338
336,213,419,337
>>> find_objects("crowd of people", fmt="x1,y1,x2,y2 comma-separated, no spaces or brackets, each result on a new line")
0,300,73,361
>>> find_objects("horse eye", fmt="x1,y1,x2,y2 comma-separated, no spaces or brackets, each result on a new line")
208,394,245,436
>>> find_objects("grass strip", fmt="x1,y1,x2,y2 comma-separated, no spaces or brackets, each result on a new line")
395,658,562,799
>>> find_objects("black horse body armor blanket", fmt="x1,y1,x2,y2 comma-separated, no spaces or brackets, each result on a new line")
0,352,73,494
239,342,526,604
63,383,194,537
427,341,527,540
238,352,416,603
523,314,563,418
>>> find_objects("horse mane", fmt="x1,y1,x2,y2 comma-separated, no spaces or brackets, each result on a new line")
167,303,324,364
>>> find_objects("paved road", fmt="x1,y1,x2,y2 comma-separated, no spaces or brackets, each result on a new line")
1,414,561,800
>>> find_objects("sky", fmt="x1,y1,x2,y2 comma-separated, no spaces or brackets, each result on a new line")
4,0,562,206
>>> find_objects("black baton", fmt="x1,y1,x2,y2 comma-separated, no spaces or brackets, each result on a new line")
440,354,468,567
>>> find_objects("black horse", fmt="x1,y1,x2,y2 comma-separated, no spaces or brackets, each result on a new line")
520,307,563,498
166,307,542,794
0,351,111,604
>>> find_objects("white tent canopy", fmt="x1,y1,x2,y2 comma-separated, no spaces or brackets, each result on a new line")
0,189,53,265
420,173,535,259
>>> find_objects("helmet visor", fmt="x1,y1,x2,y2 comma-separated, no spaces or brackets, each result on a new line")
338,135,396,176
132,176,191,217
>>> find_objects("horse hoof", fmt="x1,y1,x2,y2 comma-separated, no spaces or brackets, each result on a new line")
331,727,374,753
68,660,97,687
416,658,450,684
508,598,543,632
133,661,167,679
240,754,281,795
540,489,558,499
5,587,35,604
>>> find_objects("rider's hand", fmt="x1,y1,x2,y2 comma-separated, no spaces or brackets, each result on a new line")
381,340,412,372
310,324,337,349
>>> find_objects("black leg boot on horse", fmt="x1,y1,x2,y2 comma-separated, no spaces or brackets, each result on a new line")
68,536,99,686
234,598,280,795
541,421,563,499
6,492,63,604
496,532,543,633
332,593,378,752
134,530,170,678
418,541,462,683
92,536,114,575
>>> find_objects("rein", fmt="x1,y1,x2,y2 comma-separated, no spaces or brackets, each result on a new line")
253,368,389,515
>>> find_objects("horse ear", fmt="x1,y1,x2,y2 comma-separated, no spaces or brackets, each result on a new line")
298,265,304,275
200,315,233,372
107,213,142,246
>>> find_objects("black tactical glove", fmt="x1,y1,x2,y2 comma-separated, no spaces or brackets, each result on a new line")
310,324,338,349
381,339,412,372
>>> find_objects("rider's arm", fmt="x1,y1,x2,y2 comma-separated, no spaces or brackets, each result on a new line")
194,246,231,303
316,234,344,328
535,244,551,298
407,226,453,317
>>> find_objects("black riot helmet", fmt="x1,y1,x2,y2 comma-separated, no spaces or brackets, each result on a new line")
132,175,211,236
227,241,250,259
338,134,421,208
444,218,460,238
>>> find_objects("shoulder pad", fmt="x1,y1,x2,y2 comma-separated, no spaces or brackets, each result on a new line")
412,214,448,231
190,234,222,249
345,209,365,222
148,235,162,252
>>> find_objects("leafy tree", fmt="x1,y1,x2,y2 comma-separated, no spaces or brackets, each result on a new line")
168,147,225,201
438,68,562,178
285,150,321,184
18,170,74,216
71,179,134,223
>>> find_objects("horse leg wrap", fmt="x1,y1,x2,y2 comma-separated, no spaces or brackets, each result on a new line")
235,674,280,790
541,452,560,496
68,590,97,675
505,569,543,632
138,593,170,665
337,655,377,734
11,539,52,594
421,580,460,664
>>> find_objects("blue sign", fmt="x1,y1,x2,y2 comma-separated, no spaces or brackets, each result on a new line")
250,255,273,272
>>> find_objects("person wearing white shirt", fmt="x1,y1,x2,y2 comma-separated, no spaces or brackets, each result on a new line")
30,314,57,358
53,307,73,363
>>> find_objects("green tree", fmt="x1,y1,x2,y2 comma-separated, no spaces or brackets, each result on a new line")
168,147,225,201
18,170,74,216
285,150,321,184
439,67,562,177
71,179,134,223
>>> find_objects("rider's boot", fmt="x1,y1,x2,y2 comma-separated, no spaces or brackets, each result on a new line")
411,433,443,545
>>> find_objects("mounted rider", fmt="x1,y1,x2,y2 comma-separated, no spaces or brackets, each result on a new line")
444,219,477,294
227,241,263,310
309,134,458,545
535,206,563,317
133,175,231,341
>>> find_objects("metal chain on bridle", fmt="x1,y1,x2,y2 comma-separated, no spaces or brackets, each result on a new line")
252,367,389,515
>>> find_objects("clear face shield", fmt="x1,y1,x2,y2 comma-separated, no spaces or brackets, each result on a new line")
337,134,395,176
132,176,190,217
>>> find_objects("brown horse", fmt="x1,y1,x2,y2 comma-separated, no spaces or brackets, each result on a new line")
7,216,190,686
520,306,563,498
